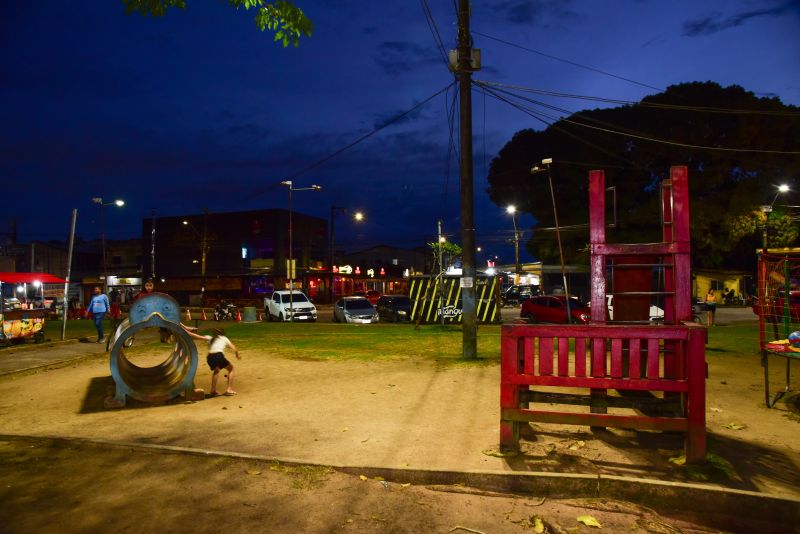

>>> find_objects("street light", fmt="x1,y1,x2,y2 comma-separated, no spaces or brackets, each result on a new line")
531,158,572,323
329,206,364,303
281,180,321,314
91,197,125,291
506,205,521,283
761,184,790,250
182,218,209,304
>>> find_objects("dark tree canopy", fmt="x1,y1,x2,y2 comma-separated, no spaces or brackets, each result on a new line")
486,82,800,270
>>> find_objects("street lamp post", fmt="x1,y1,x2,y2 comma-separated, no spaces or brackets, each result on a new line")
329,206,363,304
91,197,124,291
531,158,571,323
182,216,209,305
506,205,520,283
281,180,321,315
761,184,790,250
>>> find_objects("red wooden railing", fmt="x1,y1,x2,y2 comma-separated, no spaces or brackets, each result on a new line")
500,317,706,461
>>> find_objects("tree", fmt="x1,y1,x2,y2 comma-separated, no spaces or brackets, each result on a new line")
123,0,313,47
486,82,800,270
428,241,462,273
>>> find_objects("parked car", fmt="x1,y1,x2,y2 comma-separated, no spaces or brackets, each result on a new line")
520,295,590,324
333,297,379,324
264,290,317,322
376,295,412,322
352,290,382,305
502,284,539,306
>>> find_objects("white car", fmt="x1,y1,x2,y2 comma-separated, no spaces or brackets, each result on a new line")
265,290,317,322
606,295,664,322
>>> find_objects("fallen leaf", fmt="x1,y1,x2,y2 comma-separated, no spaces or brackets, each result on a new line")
577,515,602,528
401,483,411,488
482,448,519,458
533,516,545,533
246,469,261,476
342,427,349,432
568,440,586,450
387,384,396,387
723,423,746,430
374,476,385,481
359,475,368,481
710,407,722,412
668,455,686,466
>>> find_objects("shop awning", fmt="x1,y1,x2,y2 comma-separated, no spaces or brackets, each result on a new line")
0,273,68,284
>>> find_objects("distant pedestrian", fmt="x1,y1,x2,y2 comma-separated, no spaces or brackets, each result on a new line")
705,288,717,326
109,287,122,319
88,286,110,343
185,327,241,396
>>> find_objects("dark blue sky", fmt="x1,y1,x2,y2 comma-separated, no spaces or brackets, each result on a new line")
2,1,799,265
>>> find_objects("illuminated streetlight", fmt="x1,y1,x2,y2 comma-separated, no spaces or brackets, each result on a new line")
91,197,125,290
762,183,791,250
531,158,571,322
329,205,364,302
506,205,520,282
282,180,322,314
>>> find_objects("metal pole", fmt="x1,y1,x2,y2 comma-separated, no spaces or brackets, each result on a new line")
100,202,107,291
457,0,477,359
545,162,572,323
329,205,336,304
512,213,520,282
150,208,156,278
201,208,208,306
438,219,445,327
288,185,294,315
61,209,77,341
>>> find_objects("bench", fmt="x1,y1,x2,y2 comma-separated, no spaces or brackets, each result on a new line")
500,323,707,463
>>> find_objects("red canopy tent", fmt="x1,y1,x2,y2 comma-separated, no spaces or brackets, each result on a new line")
0,273,67,284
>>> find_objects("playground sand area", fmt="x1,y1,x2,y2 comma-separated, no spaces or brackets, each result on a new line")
0,329,798,532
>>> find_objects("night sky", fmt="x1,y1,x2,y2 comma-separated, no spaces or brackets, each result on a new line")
2,1,799,265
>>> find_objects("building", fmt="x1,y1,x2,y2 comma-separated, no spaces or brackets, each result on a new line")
143,209,327,305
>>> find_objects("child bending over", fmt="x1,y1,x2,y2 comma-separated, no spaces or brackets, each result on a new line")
185,326,241,396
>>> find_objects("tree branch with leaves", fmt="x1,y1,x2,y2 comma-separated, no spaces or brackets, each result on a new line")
123,0,313,47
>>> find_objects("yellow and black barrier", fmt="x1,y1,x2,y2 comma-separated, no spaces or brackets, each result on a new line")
409,275,500,324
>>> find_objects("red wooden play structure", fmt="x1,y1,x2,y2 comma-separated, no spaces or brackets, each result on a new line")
500,166,707,462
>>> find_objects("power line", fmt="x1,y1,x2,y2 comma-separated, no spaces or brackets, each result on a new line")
420,0,451,70
475,81,800,156
477,80,800,117
278,81,456,188
472,30,663,93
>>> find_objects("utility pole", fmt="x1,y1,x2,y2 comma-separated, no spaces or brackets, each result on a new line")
456,0,477,359
150,209,156,279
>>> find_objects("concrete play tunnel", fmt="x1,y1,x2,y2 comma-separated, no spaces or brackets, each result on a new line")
105,293,201,408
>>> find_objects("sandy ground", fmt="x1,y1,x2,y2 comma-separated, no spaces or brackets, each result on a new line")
0,310,798,532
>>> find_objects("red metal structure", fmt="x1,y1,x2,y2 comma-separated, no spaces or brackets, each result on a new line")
500,166,707,462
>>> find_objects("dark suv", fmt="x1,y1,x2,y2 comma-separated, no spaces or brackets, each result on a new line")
502,284,539,306
376,295,412,322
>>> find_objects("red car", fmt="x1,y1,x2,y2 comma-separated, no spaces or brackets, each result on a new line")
520,296,590,324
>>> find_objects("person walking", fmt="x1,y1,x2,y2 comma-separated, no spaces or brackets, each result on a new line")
705,288,717,327
88,286,111,343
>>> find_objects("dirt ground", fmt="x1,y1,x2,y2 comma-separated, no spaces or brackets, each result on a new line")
0,435,776,534
0,319,798,533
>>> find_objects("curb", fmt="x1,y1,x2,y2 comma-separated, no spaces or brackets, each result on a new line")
6,433,798,527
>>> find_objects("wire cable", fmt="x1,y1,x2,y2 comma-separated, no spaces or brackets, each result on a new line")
420,0,451,70
472,30,664,93
476,80,800,117
283,81,456,185
475,80,800,155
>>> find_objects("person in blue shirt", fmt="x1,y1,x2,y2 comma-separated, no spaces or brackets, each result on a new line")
88,286,110,343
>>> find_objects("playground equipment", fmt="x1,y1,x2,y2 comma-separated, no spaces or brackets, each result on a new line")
755,250,800,407
104,292,203,408
500,166,707,462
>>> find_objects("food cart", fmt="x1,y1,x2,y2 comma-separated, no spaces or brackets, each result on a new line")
0,272,67,345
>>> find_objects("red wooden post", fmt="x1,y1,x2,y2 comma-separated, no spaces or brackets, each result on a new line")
500,330,521,450
685,326,707,462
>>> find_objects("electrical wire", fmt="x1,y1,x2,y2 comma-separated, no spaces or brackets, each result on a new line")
476,80,800,117
475,80,800,156
278,81,456,188
420,0,451,70
472,30,664,93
